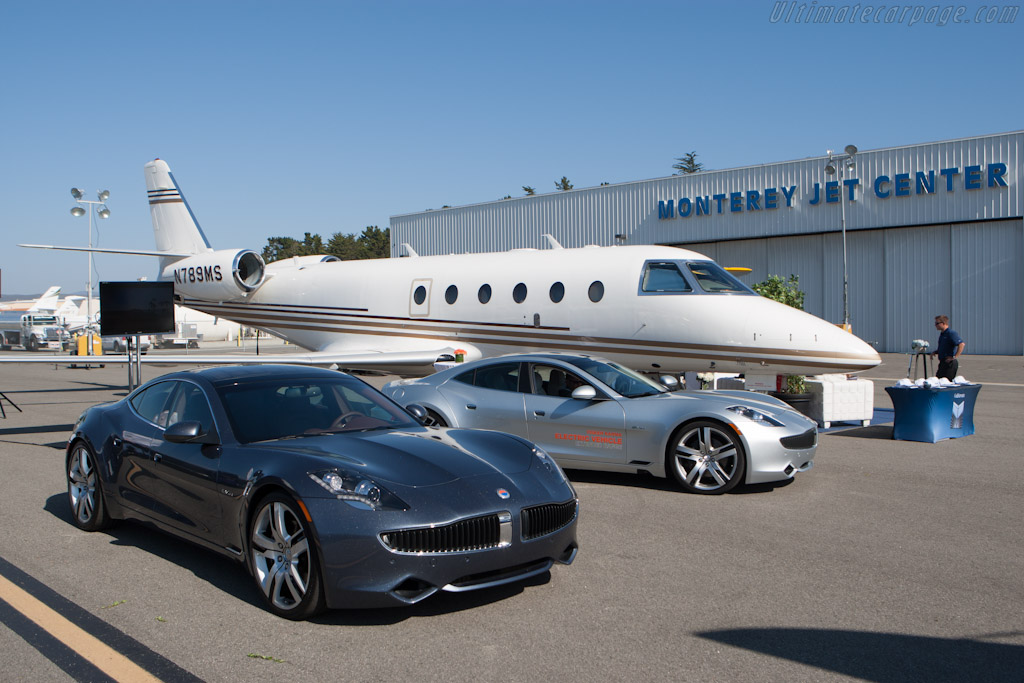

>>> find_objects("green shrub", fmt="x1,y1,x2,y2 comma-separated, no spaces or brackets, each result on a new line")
752,274,805,311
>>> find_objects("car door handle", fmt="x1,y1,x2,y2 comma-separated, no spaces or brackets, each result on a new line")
153,453,162,463
533,410,546,416
466,404,476,410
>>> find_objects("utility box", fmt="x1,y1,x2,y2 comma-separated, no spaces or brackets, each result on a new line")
76,334,102,356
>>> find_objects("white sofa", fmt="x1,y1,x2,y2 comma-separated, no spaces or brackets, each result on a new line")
805,374,874,429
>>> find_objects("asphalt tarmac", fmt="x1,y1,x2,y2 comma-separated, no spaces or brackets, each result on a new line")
0,347,1022,682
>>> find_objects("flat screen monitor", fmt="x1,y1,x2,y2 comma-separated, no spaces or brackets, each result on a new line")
99,281,175,336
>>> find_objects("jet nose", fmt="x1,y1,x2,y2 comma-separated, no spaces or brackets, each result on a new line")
819,320,881,372
746,300,882,374
844,339,882,371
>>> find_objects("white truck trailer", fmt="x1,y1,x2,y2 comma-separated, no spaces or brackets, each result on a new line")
0,312,70,351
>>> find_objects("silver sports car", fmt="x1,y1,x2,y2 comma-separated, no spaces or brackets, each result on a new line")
383,353,817,494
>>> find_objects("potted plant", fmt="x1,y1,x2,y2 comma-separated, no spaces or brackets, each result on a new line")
753,275,813,417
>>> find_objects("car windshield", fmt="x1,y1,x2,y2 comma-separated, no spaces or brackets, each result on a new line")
561,358,667,398
217,376,418,444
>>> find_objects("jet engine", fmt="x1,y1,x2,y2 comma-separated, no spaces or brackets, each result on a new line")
162,249,266,302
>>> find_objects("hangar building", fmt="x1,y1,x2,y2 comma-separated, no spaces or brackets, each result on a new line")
390,131,1023,355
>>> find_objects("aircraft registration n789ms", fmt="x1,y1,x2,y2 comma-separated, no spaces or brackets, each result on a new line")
12,159,880,375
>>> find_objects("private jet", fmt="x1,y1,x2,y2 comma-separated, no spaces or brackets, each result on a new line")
10,159,880,376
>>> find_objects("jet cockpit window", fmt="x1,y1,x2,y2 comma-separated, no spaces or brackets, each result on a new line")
641,261,692,293
685,261,755,294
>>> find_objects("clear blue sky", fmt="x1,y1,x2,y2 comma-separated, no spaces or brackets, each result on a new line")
1,0,1020,296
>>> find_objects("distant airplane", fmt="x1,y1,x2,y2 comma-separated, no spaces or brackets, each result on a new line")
10,159,880,375
0,286,63,313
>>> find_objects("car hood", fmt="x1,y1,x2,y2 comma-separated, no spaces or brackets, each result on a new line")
250,427,534,487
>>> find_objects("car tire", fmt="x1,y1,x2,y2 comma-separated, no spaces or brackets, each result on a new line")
112,340,122,353
67,442,112,530
425,409,448,427
666,420,745,495
247,493,326,620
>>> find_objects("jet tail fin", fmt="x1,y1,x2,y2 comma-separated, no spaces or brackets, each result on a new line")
28,286,62,312
145,159,213,271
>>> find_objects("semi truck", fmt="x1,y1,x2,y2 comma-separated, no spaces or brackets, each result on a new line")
0,312,70,351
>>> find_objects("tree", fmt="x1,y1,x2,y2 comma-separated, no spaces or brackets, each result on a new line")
554,176,573,191
672,151,704,175
522,186,536,196
326,232,361,260
266,226,391,263
357,226,390,259
262,232,325,263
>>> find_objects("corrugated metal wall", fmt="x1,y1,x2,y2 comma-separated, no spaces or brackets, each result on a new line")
703,219,1022,355
391,132,1024,355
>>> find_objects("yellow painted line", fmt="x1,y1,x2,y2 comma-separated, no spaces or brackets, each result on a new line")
0,573,161,683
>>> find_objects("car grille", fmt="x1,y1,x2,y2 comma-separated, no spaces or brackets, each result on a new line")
521,500,577,540
381,514,503,554
780,428,817,450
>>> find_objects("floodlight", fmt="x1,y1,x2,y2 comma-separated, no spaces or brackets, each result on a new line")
98,190,110,201
824,162,836,175
98,207,110,219
70,206,86,217
71,188,84,200
844,144,858,156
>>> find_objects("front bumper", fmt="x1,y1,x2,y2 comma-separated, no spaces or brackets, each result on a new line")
739,419,817,485
305,497,579,609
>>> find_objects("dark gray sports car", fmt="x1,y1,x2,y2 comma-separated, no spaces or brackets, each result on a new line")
66,365,578,619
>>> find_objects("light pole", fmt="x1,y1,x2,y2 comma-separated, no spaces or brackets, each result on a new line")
824,145,857,331
70,188,110,352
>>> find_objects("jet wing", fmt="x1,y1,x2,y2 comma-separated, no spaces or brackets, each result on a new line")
18,244,193,257
0,347,455,371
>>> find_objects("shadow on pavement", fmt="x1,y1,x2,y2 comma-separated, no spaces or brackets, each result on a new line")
829,425,894,440
696,627,1024,682
564,468,794,495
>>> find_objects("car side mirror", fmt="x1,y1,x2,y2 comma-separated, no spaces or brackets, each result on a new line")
164,420,218,444
405,404,430,425
571,385,598,401
659,375,680,390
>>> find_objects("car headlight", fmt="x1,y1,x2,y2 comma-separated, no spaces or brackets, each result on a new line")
532,445,574,487
726,405,785,427
532,445,557,471
309,470,407,510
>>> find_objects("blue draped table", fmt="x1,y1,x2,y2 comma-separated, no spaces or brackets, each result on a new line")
884,384,981,443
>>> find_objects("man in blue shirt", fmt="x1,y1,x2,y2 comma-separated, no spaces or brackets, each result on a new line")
931,315,965,380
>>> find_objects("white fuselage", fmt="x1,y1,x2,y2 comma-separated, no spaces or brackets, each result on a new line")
178,245,880,375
